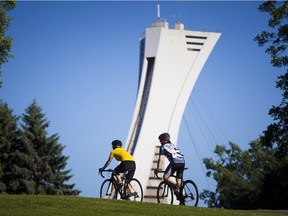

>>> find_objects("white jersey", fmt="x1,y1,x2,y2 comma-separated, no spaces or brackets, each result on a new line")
159,142,185,164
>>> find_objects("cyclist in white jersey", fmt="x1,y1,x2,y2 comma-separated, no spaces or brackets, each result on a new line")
154,133,185,195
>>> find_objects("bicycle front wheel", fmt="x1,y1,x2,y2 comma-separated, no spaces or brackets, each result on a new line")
100,179,118,199
157,181,174,204
181,180,199,206
126,178,143,202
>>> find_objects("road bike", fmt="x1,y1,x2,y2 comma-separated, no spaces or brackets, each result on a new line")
99,169,143,201
155,168,199,206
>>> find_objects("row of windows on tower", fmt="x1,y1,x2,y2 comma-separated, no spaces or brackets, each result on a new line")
185,35,206,52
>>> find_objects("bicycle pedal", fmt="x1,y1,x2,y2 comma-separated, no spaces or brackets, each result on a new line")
121,195,128,200
129,192,138,198
179,201,185,205
189,193,194,200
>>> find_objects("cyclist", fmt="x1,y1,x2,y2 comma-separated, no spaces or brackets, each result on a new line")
154,132,185,198
99,139,136,197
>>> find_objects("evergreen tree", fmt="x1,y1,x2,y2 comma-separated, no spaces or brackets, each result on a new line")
20,100,80,195
0,101,18,192
0,0,16,88
0,100,33,194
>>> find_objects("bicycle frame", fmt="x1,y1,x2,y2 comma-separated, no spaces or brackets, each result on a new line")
155,168,199,206
100,169,126,198
99,169,143,201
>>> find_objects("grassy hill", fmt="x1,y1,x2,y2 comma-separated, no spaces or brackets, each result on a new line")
0,195,287,216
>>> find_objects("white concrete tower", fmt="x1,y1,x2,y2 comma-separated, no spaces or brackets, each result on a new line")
125,7,221,202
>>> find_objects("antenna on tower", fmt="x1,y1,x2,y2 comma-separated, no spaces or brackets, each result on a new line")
153,3,167,27
174,14,181,23
157,4,160,21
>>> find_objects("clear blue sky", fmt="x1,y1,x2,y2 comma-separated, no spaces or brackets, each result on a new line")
0,1,282,207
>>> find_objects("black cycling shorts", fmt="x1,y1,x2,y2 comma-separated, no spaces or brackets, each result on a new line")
114,160,136,181
164,162,185,179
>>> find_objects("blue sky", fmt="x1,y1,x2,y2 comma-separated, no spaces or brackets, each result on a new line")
0,1,282,207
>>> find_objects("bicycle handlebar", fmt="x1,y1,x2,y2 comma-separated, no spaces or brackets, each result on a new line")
155,170,164,179
99,169,114,178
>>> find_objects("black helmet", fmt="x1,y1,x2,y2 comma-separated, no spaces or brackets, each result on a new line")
111,140,122,148
158,133,170,141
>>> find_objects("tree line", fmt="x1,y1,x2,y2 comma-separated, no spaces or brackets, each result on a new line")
0,0,80,196
200,1,288,209
0,0,287,208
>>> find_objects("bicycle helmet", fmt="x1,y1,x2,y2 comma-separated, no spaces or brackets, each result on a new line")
111,140,122,148
158,133,170,141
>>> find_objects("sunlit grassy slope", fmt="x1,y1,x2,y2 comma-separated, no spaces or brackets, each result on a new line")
0,195,287,216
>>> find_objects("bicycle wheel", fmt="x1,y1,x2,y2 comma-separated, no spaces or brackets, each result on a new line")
125,178,143,202
157,181,174,204
100,179,118,199
181,179,199,206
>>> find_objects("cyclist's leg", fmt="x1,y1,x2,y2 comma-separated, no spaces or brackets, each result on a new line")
175,163,185,199
163,163,177,188
114,163,125,187
175,163,185,188
124,161,136,195
167,163,185,200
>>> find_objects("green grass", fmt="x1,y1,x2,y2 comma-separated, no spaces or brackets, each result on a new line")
0,195,287,216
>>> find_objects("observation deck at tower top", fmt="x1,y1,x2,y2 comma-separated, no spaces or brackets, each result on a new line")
152,20,185,31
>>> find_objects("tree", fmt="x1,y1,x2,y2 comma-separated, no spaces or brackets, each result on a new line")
20,100,80,195
254,0,288,209
0,100,33,194
0,101,18,192
0,0,16,88
254,1,288,159
200,1,288,209
201,140,276,209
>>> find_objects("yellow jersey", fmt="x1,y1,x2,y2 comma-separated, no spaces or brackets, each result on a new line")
110,148,135,162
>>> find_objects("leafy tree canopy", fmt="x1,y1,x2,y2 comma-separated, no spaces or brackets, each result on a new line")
201,1,288,209
201,141,276,209
255,0,287,161
0,0,16,88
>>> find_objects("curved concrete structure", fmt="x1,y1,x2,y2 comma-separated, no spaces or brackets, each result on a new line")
125,19,220,202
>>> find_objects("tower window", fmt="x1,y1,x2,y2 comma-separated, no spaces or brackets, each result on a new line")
185,35,207,40
186,42,204,45
187,48,200,51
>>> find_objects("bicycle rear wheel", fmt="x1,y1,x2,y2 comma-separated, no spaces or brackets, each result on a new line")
181,180,199,206
100,179,118,199
157,181,174,204
125,178,143,201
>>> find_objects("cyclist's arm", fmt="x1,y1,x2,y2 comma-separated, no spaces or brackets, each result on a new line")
100,156,113,170
155,154,165,172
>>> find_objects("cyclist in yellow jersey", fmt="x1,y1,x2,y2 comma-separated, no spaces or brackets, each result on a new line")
99,140,136,192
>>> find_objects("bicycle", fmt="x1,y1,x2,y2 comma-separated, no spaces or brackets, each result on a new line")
99,169,143,201
155,168,199,206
